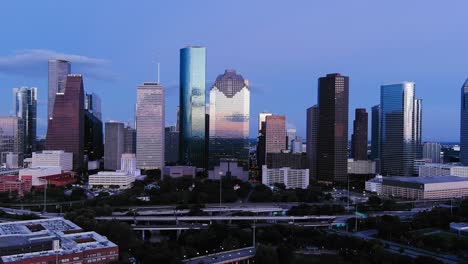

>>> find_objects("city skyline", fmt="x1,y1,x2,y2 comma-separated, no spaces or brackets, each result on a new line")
0,1,467,142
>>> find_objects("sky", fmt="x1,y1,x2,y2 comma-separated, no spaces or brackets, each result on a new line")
0,0,467,142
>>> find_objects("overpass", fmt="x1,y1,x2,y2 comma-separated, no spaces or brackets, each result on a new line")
96,215,341,222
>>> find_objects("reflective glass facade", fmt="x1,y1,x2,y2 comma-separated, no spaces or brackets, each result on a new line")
0,117,23,164
461,79,468,165
306,105,318,179
351,108,368,160
209,70,250,169
179,47,206,168
14,87,37,157
48,60,70,121
380,82,415,176
371,105,380,160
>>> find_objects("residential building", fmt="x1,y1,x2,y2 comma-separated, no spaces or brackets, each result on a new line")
136,82,165,170
104,121,125,171
179,46,206,168
48,59,71,121
0,218,118,264
31,150,73,171
13,87,37,157
0,117,23,166
351,108,368,160
261,165,309,189
45,74,84,171
381,176,468,200
423,142,442,163
317,73,349,183
208,70,250,169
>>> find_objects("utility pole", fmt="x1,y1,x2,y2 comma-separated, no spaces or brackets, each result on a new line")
219,171,223,208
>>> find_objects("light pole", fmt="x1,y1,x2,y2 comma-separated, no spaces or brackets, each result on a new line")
40,179,48,214
219,171,223,208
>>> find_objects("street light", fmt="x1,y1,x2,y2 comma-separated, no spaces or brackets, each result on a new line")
219,171,223,208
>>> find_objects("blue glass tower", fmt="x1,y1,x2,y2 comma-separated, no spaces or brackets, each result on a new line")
460,79,468,165
179,46,207,168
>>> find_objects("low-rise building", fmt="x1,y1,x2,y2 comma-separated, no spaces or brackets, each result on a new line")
0,175,32,197
32,150,73,171
88,171,135,189
163,166,196,178
348,159,376,175
19,167,62,187
0,218,118,264
365,175,383,194
262,165,309,189
413,159,432,176
381,176,468,200
419,163,468,178
209,159,249,182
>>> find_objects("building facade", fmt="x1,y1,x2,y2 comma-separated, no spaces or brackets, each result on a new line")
461,79,468,165
45,74,84,171
380,82,420,176
179,46,206,169
351,108,368,160
124,125,136,154
262,165,309,189
104,121,125,171
136,83,165,170
84,109,103,162
256,112,272,168
422,142,442,163
89,171,135,189
371,104,380,160
208,70,250,169
265,115,286,155
48,60,71,121
0,117,23,166
306,105,318,180
13,87,37,157
32,150,73,171
317,73,349,183
165,126,179,163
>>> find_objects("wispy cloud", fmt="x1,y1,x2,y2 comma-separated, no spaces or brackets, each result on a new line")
0,49,115,81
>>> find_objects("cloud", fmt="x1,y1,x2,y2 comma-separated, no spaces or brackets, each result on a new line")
0,49,115,81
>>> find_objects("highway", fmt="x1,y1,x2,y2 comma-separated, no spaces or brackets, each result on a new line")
96,215,341,222
131,223,209,231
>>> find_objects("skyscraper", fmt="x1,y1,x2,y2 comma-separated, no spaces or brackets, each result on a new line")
48,60,71,121
84,110,103,162
316,73,349,183
13,87,37,157
256,112,272,168
351,108,368,160
414,99,423,159
123,125,136,154
104,121,125,170
179,46,206,168
380,82,420,176
306,105,318,180
0,117,23,165
461,79,468,165
286,128,297,151
265,115,286,155
85,93,102,121
422,142,441,163
370,105,380,160
46,74,84,171
208,70,250,169
136,83,165,170
165,126,179,163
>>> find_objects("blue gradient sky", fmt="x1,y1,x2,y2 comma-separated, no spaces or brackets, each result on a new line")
0,0,467,141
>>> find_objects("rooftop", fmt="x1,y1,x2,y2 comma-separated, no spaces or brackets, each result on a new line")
383,176,468,184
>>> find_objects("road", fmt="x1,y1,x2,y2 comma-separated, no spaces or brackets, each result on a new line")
96,215,341,222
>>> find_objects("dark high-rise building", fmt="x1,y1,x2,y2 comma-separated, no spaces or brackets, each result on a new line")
84,110,103,161
48,60,71,121
165,126,179,163
461,79,468,165
351,108,368,160
256,113,272,168
104,121,125,171
85,93,102,121
46,74,84,171
380,82,420,176
316,73,349,183
208,70,250,169
179,46,206,168
123,125,136,154
266,152,307,169
414,99,423,159
14,87,37,157
306,105,318,180
370,105,380,160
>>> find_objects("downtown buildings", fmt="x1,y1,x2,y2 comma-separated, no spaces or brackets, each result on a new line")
379,82,422,176
48,60,71,121
0,117,23,166
179,46,207,169
351,108,368,160
208,70,250,169
13,87,37,158
136,82,165,170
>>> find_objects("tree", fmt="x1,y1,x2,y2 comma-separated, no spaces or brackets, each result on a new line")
255,245,279,264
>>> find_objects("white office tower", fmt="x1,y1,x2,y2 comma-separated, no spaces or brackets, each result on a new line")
31,150,73,171
261,165,309,189
136,83,165,170
120,153,140,176
422,142,442,163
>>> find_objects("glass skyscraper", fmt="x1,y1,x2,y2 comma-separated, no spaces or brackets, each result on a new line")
306,105,318,180
179,46,206,168
370,104,380,161
380,82,421,176
460,79,468,165
48,60,71,121
351,108,368,160
136,83,165,170
0,117,23,165
208,70,250,169
13,87,37,157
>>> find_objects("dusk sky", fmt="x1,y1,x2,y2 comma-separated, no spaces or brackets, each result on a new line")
0,0,467,141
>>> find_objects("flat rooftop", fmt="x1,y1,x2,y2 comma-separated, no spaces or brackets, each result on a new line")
383,176,468,184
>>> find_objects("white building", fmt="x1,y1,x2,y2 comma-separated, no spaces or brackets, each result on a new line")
5,153,19,168
19,167,62,186
88,171,135,189
413,159,432,176
32,151,73,171
209,159,248,182
163,166,196,178
348,159,376,174
261,165,309,189
136,83,165,170
365,175,383,194
419,163,468,177
121,153,140,176
422,142,442,163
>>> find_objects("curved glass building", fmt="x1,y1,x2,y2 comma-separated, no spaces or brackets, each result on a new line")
179,46,207,168
209,70,250,169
